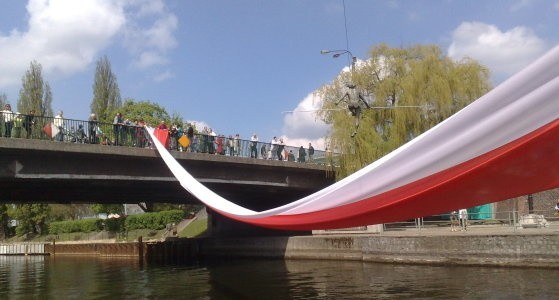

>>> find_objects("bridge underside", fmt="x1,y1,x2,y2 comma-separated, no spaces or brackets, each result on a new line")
0,139,334,212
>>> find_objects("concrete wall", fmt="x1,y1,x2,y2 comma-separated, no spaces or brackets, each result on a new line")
197,234,559,268
14,233,558,268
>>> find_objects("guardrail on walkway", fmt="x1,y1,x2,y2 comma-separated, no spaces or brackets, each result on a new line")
315,209,559,235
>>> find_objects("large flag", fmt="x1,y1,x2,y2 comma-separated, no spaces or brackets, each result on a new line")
153,128,169,148
42,123,59,139
147,45,559,230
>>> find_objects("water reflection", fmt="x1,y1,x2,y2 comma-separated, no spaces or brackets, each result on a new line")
1,256,557,299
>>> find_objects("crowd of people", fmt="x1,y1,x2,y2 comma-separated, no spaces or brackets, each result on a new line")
155,120,319,162
1,104,36,139
1,107,322,163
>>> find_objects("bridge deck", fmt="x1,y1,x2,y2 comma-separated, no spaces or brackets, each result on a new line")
0,138,335,210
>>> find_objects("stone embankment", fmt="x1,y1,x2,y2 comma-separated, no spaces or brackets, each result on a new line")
3,225,558,268
198,226,559,268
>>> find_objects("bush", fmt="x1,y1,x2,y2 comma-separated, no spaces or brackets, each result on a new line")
124,210,185,231
49,219,103,234
105,217,124,232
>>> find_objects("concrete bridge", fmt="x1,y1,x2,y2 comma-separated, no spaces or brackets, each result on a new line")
0,138,335,213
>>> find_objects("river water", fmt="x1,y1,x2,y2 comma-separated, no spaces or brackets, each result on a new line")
1,256,557,299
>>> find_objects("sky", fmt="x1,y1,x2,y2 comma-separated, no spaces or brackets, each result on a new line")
1,0,558,150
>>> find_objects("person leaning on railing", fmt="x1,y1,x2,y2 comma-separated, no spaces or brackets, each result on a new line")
88,113,99,144
23,110,35,139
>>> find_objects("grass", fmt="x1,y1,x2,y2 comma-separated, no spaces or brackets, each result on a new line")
178,218,208,238
2,219,209,243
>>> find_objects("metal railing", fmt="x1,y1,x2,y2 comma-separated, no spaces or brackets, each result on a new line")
0,113,337,165
382,209,559,232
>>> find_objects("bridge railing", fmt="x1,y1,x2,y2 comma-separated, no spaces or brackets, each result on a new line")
0,112,337,165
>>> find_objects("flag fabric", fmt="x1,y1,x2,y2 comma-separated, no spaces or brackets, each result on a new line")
154,128,169,148
178,135,190,148
147,44,559,230
42,122,59,139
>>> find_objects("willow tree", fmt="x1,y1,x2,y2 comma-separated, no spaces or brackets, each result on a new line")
317,44,491,178
17,61,53,116
91,56,121,122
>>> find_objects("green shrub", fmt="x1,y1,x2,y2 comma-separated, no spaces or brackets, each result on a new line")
48,219,103,234
104,217,124,232
124,210,185,231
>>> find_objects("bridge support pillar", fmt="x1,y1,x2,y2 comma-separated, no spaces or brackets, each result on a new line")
206,208,309,237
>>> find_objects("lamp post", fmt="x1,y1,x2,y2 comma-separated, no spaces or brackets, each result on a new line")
320,49,356,72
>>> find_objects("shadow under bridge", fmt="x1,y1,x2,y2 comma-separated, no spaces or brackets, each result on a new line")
0,138,335,211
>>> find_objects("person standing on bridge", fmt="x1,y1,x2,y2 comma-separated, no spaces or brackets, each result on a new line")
2,104,14,138
233,133,240,156
250,133,259,158
186,123,194,152
271,137,278,159
23,110,35,139
277,138,285,160
113,112,124,146
298,146,306,163
54,111,64,141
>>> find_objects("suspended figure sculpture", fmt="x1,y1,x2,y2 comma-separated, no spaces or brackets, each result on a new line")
336,82,370,137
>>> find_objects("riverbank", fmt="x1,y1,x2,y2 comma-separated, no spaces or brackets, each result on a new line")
3,224,558,268
198,225,559,268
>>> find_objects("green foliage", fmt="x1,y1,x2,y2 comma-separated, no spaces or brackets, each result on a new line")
49,204,93,222
0,204,9,240
17,61,52,116
110,98,171,127
124,210,185,231
0,93,7,110
104,217,125,232
10,204,50,236
317,44,491,178
49,219,103,234
91,55,122,122
91,204,124,215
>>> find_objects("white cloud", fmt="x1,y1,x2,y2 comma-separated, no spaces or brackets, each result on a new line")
134,51,169,69
0,0,125,88
281,92,329,149
448,22,547,82
153,70,174,82
509,0,533,12
0,0,178,89
122,0,178,69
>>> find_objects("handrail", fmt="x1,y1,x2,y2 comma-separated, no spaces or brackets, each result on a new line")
0,112,337,165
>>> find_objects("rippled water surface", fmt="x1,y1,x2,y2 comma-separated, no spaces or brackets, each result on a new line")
1,256,557,299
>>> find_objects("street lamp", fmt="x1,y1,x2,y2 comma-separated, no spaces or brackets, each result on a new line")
320,49,356,71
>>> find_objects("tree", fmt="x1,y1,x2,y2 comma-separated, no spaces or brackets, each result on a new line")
17,61,53,116
111,98,171,127
11,204,50,236
91,204,123,215
91,56,121,122
0,93,7,109
43,83,53,117
317,44,491,178
49,204,93,221
0,204,9,240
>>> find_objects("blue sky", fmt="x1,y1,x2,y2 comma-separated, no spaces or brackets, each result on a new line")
1,0,558,149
